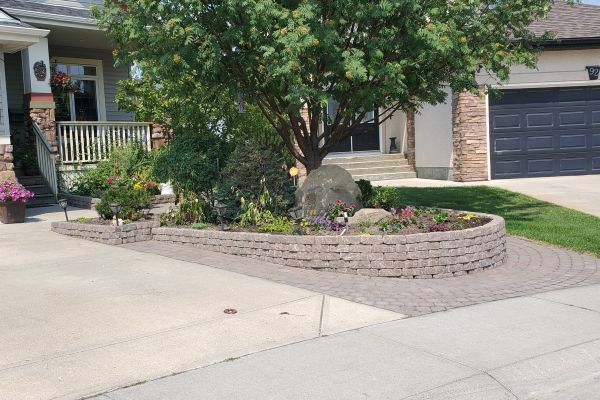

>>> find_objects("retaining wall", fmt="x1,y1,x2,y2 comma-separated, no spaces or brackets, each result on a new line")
51,221,159,245
153,214,506,279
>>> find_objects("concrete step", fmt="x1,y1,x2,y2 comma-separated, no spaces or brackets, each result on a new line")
352,171,417,181
17,175,45,186
331,159,410,169
24,184,53,195
344,166,415,176
27,193,56,208
323,153,405,164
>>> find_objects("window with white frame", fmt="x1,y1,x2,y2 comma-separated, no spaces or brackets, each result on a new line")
52,60,104,122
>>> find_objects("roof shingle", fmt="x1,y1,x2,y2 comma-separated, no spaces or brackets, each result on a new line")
530,1,600,40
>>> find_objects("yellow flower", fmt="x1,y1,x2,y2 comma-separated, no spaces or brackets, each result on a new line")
289,166,299,177
459,36,467,44
134,182,142,190
292,10,301,19
173,53,181,63
311,38,320,46
345,71,353,79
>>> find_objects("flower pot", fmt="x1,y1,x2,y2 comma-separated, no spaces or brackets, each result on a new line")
0,201,27,224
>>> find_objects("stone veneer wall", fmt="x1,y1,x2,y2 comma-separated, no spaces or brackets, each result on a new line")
151,122,172,150
451,90,488,181
51,221,159,245
26,108,57,153
153,214,506,279
0,144,15,181
405,110,416,169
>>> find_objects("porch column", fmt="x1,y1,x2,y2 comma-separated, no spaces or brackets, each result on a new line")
0,53,14,180
22,37,57,154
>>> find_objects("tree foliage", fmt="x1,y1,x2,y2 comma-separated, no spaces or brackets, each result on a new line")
96,0,563,171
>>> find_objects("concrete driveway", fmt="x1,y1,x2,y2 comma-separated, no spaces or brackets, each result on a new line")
0,207,401,400
375,174,600,217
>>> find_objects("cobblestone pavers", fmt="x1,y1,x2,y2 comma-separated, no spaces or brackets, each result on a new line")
123,237,600,317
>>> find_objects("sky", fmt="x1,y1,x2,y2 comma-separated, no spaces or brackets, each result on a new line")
583,0,600,4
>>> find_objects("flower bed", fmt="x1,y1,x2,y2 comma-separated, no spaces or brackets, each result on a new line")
51,211,506,279
51,220,159,245
59,193,176,210
153,212,506,278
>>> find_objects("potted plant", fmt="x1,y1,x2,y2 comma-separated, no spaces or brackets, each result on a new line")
0,181,34,224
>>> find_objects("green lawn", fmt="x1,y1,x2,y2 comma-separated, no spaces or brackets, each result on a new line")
372,186,600,257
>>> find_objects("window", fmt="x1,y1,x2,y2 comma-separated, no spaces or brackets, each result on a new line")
51,59,104,122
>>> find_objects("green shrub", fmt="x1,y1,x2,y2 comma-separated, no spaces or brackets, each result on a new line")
356,179,374,206
71,143,156,197
160,192,213,226
71,163,115,197
96,183,152,220
191,222,210,230
216,143,295,219
153,130,228,197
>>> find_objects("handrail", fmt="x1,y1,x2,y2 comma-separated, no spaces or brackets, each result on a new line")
57,121,152,164
32,122,59,198
32,123,53,152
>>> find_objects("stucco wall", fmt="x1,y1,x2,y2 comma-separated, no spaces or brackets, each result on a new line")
413,87,453,180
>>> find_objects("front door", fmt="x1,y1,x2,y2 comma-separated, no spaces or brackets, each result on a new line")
325,100,380,153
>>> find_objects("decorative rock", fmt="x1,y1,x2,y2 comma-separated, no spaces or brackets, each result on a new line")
345,208,392,227
296,165,361,214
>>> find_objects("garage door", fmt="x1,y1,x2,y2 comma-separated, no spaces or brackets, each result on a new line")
489,86,600,179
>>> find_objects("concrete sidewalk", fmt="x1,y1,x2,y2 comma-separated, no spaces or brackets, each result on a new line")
92,284,600,400
0,207,401,400
373,175,600,217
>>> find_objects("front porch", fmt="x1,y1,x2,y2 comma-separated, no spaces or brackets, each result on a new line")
0,8,161,206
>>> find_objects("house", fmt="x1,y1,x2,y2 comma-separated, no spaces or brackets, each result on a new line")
0,0,162,206
0,1,597,204
325,1,600,182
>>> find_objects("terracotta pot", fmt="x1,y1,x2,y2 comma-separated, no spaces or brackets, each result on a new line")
0,201,27,224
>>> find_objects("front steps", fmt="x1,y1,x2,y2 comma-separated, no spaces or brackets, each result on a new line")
17,175,56,207
322,153,416,181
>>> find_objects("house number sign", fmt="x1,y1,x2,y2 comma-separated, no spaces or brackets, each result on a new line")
586,65,600,81
33,60,47,81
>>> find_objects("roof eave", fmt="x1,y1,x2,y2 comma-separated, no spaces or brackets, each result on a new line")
538,37,600,50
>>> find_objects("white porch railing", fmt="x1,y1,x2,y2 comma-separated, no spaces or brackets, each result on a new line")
33,122,58,197
57,122,152,164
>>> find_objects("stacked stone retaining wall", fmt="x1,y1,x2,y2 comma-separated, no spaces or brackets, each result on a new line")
51,221,159,245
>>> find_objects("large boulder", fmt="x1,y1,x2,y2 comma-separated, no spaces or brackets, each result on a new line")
296,165,362,214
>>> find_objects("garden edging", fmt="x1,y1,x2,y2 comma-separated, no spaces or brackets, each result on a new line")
51,212,506,278
51,221,159,245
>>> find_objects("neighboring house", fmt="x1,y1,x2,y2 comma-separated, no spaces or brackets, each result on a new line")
326,1,600,181
0,0,159,206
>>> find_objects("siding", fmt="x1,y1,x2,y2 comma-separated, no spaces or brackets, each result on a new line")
49,45,134,122
5,52,24,114
40,0,102,8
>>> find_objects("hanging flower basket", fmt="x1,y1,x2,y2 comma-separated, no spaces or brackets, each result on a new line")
0,181,34,224
50,71,80,93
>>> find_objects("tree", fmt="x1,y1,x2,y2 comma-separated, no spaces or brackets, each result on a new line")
95,0,560,172
115,74,294,162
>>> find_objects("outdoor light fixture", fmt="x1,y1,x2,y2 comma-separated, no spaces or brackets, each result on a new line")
343,211,349,224
289,205,303,222
214,200,227,231
58,198,69,221
586,65,600,80
109,202,122,226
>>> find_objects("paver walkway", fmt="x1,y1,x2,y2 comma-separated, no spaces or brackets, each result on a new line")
124,237,600,317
